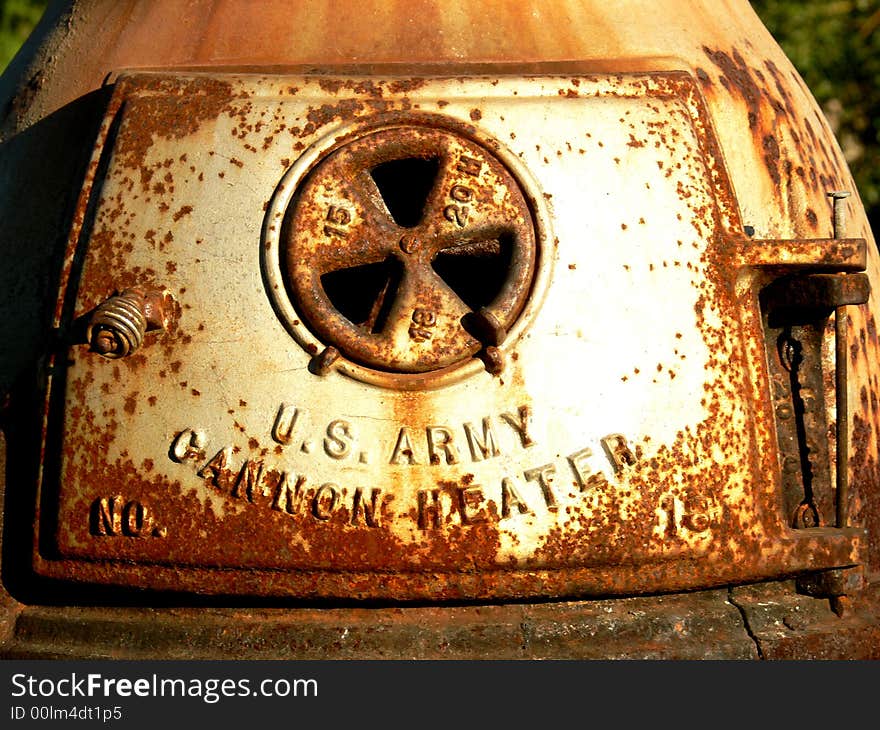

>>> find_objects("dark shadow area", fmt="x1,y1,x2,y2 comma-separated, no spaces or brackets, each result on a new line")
433,234,513,311
370,156,438,227
320,257,403,333
0,85,115,605
759,275,835,530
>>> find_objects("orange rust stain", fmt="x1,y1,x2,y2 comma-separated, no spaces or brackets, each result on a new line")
171,205,193,221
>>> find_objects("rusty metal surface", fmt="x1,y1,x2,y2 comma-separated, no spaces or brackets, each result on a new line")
2,583,878,659
282,122,536,374
0,0,879,657
18,70,866,601
730,580,880,660
0,589,765,660
85,287,173,358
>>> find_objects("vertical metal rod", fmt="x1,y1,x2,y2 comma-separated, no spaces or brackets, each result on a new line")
831,192,849,240
835,307,849,528
829,190,851,528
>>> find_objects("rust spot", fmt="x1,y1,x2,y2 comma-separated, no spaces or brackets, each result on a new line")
762,134,781,185
172,205,193,222
703,46,763,130
627,134,645,149
113,76,240,189
123,393,138,415
3,68,44,124
302,98,364,137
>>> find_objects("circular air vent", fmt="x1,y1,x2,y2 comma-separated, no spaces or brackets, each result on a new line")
264,117,545,386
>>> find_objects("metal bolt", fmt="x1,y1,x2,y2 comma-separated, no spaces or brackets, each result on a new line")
469,307,507,347
482,346,505,375
778,336,801,372
92,330,118,356
310,345,341,376
399,233,421,254
793,502,819,529
831,595,851,618
828,190,851,239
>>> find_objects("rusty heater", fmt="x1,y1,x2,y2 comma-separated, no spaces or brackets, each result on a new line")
0,0,878,660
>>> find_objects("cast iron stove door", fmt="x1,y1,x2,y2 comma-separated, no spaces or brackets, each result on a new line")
35,71,867,600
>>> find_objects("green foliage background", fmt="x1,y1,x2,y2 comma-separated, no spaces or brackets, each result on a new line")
0,0,45,73
0,1,878,227
751,0,880,230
